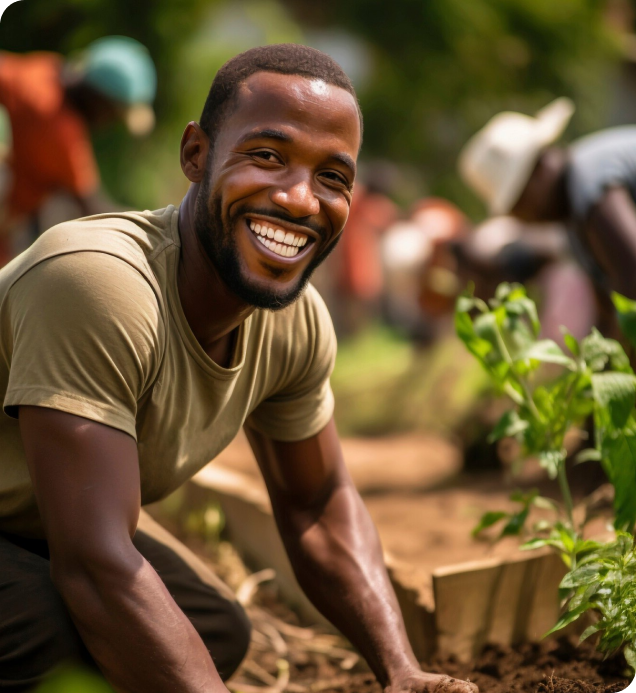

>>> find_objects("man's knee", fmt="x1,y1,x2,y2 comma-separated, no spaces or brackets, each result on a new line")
198,599,252,680
0,569,90,688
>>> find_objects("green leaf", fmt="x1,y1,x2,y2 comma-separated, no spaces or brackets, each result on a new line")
539,450,564,480
472,511,507,537
509,488,539,506
599,427,636,532
624,644,636,671
456,294,478,314
560,564,602,589
573,539,603,557
575,448,602,464
532,496,559,512
563,332,580,357
579,623,603,643
613,292,636,350
495,282,514,303
487,410,529,443
544,602,591,637
517,339,575,369
455,308,509,385
582,328,631,373
556,524,576,553
592,372,636,429
521,538,551,551
500,507,530,537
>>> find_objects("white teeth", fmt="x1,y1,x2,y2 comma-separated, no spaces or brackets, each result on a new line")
249,220,309,257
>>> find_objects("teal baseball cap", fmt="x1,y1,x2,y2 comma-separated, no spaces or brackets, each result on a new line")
83,36,157,135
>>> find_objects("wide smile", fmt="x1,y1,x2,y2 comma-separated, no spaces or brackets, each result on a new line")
245,217,316,262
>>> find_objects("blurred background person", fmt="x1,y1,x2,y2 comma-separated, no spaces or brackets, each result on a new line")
459,98,636,340
0,36,156,264
381,198,468,343
313,162,399,336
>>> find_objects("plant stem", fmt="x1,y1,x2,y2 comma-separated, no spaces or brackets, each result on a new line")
557,462,575,529
494,325,544,423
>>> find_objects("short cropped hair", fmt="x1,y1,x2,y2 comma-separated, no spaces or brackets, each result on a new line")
199,43,362,145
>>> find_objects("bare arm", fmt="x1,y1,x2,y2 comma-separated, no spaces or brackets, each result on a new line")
19,406,228,693
583,185,636,299
245,418,476,693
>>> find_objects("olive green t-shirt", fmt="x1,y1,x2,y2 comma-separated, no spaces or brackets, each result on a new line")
0,206,336,537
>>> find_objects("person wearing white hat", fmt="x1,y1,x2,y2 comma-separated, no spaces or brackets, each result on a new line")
459,99,636,301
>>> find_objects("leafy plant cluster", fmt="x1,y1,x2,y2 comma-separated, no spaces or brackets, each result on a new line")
456,283,636,665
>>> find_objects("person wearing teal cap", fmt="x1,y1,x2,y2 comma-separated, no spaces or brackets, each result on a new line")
0,36,157,262
70,35,157,136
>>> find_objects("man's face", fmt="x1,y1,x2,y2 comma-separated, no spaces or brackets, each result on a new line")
510,148,568,223
194,71,361,310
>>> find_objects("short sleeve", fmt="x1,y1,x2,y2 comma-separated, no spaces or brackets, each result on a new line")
246,287,337,441
4,252,163,439
567,127,636,221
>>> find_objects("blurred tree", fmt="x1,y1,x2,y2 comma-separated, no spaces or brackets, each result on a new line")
0,0,626,215
285,0,623,215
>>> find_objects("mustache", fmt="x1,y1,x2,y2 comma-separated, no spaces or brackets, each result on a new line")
232,205,327,241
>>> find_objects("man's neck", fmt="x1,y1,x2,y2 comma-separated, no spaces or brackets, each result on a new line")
177,185,255,365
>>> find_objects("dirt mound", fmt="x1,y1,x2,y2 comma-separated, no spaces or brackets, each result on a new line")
323,639,629,693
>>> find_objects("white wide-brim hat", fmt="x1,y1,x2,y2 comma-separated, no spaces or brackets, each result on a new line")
458,97,575,215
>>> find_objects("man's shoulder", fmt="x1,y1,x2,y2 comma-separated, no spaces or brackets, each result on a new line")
0,207,178,309
50,206,179,255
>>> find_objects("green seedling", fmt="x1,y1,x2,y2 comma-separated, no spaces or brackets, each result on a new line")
456,283,636,663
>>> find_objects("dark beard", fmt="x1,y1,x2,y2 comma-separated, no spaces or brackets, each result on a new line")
193,179,340,311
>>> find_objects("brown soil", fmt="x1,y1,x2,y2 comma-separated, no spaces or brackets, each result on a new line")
261,627,629,693
279,638,630,693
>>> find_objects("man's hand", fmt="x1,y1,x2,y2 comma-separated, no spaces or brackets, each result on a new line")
385,671,478,693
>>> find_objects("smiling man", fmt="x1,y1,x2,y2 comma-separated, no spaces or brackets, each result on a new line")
0,45,476,693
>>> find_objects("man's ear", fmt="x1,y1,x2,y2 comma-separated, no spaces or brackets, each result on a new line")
180,122,210,183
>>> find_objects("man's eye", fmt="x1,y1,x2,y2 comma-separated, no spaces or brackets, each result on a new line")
252,151,280,163
321,171,350,188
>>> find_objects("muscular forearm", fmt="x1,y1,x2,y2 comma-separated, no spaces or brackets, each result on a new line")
52,545,227,693
584,187,636,299
277,481,419,687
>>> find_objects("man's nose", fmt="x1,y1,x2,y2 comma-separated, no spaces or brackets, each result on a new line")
270,176,320,218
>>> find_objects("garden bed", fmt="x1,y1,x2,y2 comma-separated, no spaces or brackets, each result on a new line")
153,515,629,693
148,428,633,691
325,640,629,693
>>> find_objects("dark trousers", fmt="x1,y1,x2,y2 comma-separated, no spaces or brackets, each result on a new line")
0,511,251,691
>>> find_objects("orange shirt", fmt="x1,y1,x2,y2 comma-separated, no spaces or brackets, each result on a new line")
0,51,99,219
339,187,397,300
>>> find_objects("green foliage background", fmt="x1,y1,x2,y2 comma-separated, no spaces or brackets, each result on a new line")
0,0,625,215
